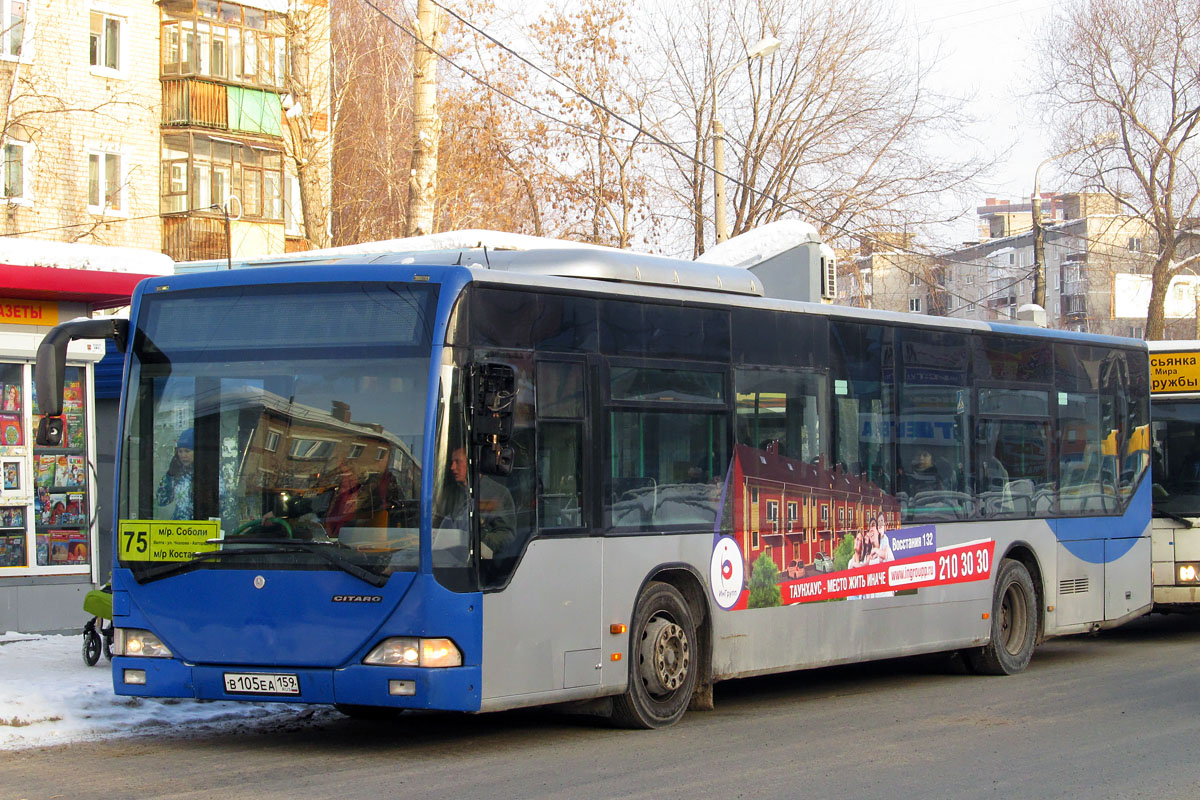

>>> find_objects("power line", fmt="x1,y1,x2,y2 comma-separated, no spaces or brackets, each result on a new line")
408,0,1019,307
2,0,1118,320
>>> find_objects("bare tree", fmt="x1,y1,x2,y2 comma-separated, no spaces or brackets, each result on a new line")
1037,0,1200,340
525,0,654,248
329,0,415,245
282,1,333,249
646,0,988,255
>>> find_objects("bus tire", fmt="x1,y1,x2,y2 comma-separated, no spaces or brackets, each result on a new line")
612,581,698,729
967,558,1037,675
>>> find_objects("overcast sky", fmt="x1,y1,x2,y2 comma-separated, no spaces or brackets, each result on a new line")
908,0,1053,209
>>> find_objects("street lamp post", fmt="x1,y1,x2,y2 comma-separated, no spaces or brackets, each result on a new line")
1030,133,1118,309
713,36,780,244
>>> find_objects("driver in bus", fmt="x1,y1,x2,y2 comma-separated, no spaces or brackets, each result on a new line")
444,446,515,557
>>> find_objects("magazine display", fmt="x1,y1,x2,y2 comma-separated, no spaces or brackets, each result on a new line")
26,372,91,568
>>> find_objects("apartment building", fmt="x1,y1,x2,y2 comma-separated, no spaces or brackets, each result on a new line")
849,231,948,317
942,193,1152,338
845,193,1153,339
0,0,330,260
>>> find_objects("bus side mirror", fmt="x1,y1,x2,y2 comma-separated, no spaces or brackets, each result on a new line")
471,363,516,476
37,416,65,447
34,318,128,446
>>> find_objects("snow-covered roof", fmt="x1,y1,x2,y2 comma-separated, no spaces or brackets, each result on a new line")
0,237,173,275
176,229,615,273
694,219,821,268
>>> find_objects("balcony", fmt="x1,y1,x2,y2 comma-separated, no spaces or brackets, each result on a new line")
162,79,283,138
162,215,227,262
1062,293,1088,319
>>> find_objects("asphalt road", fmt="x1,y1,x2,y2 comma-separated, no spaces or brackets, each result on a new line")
5,612,1200,800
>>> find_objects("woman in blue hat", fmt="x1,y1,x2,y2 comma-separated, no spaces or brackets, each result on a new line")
156,429,196,520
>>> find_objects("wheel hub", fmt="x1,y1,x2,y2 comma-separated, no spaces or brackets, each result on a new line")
638,615,690,696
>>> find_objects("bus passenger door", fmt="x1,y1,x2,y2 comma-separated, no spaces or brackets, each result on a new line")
479,357,603,701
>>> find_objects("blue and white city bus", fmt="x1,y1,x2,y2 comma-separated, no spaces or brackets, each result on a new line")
34,245,1151,727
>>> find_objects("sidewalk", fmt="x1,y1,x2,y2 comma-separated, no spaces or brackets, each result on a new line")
0,632,330,751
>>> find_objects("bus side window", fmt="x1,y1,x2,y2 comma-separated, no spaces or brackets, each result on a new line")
536,361,587,531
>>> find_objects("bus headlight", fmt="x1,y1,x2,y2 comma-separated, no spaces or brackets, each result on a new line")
114,628,173,658
1178,563,1200,584
364,637,462,668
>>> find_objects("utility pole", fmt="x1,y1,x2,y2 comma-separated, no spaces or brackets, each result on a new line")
712,117,729,244
407,0,442,238
1031,133,1117,313
1031,191,1046,308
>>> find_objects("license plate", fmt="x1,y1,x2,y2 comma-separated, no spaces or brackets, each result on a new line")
223,672,300,696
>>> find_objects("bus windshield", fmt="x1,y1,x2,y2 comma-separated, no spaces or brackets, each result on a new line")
1151,398,1200,518
117,281,440,583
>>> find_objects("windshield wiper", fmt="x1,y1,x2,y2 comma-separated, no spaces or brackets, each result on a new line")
137,540,389,586
1152,507,1196,528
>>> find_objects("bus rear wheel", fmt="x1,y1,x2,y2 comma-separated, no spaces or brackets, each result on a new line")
967,558,1037,675
612,581,698,729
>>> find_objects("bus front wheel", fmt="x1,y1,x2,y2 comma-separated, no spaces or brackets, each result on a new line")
612,581,698,729
967,558,1037,675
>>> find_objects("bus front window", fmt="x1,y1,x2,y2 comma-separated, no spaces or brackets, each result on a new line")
1151,399,1200,518
118,282,438,582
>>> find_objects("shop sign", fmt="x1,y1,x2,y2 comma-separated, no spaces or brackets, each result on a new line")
0,298,58,327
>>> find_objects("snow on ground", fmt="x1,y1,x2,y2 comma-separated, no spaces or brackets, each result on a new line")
0,632,334,751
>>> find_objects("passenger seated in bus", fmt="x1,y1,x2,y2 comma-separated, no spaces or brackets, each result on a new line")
442,447,516,556
903,448,943,495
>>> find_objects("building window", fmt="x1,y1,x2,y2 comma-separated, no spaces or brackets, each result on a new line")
820,504,829,522
766,500,779,521
87,150,123,213
2,141,28,200
909,297,923,313
787,501,798,521
264,430,280,452
348,444,365,459
1128,237,1143,252
284,169,302,236
1,0,26,58
751,530,759,549
288,438,335,459
89,11,122,72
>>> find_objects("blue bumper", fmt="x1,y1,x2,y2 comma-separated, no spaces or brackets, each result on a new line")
111,656,482,711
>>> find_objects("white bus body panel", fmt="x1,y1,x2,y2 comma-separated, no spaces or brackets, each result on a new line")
1152,517,1200,605
480,515,1149,712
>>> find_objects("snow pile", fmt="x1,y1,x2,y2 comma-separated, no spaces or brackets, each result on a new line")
0,237,174,275
0,632,331,751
